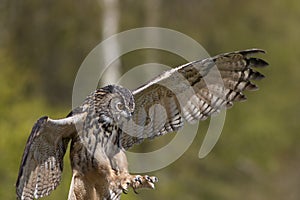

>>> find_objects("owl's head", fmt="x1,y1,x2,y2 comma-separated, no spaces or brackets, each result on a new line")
102,85,135,123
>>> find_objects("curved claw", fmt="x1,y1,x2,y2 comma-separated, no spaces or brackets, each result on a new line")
133,188,139,194
145,175,150,181
120,174,158,195
145,175,158,183
151,176,158,183
134,175,142,184
122,188,128,194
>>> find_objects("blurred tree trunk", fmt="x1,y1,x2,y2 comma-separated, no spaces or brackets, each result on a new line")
133,0,162,86
99,0,121,86
145,0,161,63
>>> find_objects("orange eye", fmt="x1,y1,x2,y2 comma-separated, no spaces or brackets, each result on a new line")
117,102,125,110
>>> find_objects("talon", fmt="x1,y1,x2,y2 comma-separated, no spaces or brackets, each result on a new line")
133,188,139,194
122,189,128,194
145,175,150,181
145,175,158,183
134,175,142,184
151,176,158,183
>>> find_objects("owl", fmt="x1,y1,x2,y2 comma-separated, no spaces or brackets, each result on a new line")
16,49,268,200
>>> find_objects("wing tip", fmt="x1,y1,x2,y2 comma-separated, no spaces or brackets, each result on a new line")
16,115,50,199
215,48,267,60
239,48,266,55
248,57,269,68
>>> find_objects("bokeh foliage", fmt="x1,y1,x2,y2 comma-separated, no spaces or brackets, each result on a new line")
1,0,300,199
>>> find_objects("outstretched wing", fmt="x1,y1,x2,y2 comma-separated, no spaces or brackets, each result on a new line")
120,49,268,149
16,114,85,200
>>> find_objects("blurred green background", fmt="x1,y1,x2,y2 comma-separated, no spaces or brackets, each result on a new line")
1,0,300,199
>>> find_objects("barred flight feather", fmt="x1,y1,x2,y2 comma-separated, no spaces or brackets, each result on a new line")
121,49,268,150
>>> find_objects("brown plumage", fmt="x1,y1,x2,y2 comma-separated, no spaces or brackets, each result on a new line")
16,49,268,200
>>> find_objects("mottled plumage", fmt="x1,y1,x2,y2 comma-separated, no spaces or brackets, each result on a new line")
16,49,268,200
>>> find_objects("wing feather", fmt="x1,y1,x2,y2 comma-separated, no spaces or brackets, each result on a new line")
16,114,85,200
120,49,268,150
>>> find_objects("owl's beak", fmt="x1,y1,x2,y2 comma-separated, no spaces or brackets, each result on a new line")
126,111,132,120
121,110,132,120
